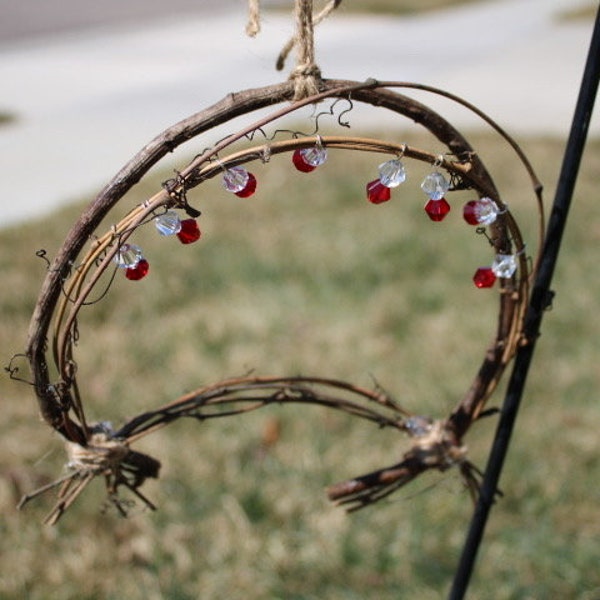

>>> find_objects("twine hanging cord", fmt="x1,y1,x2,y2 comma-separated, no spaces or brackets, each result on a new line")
246,0,261,36
247,0,341,99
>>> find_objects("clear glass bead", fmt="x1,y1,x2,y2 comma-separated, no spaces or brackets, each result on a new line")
155,210,182,236
114,243,143,269
492,254,517,278
378,159,406,188
301,145,328,167
93,421,114,435
421,171,450,200
405,416,433,437
223,166,250,193
470,197,499,226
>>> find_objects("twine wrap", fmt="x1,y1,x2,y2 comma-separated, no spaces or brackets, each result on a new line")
290,0,321,99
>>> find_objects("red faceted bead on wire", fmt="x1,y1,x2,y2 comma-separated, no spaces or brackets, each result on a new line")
463,201,482,225
125,258,150,281
463,197,499,226
235,172,257,197
424,198,451,222
292,149,317,173
473,267,496,288
177,218,201,244
292,145,327,173
366,179,391,204
223,166,257,198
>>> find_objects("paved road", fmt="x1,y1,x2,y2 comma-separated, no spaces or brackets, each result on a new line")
0,0,597,228
0,0,238,43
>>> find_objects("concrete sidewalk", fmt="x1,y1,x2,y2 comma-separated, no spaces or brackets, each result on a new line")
0,0,597,228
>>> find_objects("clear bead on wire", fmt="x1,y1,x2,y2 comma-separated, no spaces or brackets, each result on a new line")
421,171,450,200
378,158,407,188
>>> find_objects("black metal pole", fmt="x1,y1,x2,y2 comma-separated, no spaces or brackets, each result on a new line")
448,5,600,599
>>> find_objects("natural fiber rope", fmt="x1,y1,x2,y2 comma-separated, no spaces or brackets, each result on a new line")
247,0,340,100
290,0,321,99
274,0,340,99
276,0,341,70
246,0,261,37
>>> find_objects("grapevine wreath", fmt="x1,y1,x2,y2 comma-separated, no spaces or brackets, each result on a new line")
14,0,544,524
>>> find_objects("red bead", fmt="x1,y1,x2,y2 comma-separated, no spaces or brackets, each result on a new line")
366,179,391,204
463,200,480,225
463,197,499,226
125,259,149,281
177,218,201,244
235,172,257,197
424,198,451,222
473,267,496,288
292,149,316,173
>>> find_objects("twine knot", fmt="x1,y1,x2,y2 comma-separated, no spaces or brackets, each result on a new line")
248,0,341,101
290,63,323,99
65,423,128,473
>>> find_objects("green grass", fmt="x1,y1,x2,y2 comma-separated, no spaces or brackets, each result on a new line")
1,126,599,599
557,3,598,22
0,112,16,126
267,0,485,16
343,0,483,15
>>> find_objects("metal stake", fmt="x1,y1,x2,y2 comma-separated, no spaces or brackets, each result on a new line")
449,4,600,598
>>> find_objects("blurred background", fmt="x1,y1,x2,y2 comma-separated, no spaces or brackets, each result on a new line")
1,1,599,598
1,0,598,227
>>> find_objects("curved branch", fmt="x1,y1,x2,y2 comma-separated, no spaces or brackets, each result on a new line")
26,79,509,437
21,77,542,521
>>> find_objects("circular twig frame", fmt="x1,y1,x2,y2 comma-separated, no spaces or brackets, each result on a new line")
21,79,543,522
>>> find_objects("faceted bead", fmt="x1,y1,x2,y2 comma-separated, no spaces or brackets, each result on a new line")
292,144,328,173
492,254,517,278
303,144,327,167
223,166,250,193
405,416,433,437
421,171,450,200
155,210,182,236
424,198,451,221
114,243,143,269
234,172,257,198
177,218,201,244
125,258,149,281
378,159,406,188
366,179,391,204
292,149,316,173
473,267,497,288
463,197,500,226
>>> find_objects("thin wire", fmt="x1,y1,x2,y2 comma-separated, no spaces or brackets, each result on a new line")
449,4,600,598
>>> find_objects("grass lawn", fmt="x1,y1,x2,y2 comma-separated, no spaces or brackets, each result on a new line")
267,0,485,16
557,3,598,22
0,107,599,599
337,0,482,15
0,112,16,126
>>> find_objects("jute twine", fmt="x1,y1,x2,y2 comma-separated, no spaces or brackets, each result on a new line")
246,0,261,37
248,0,341,100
